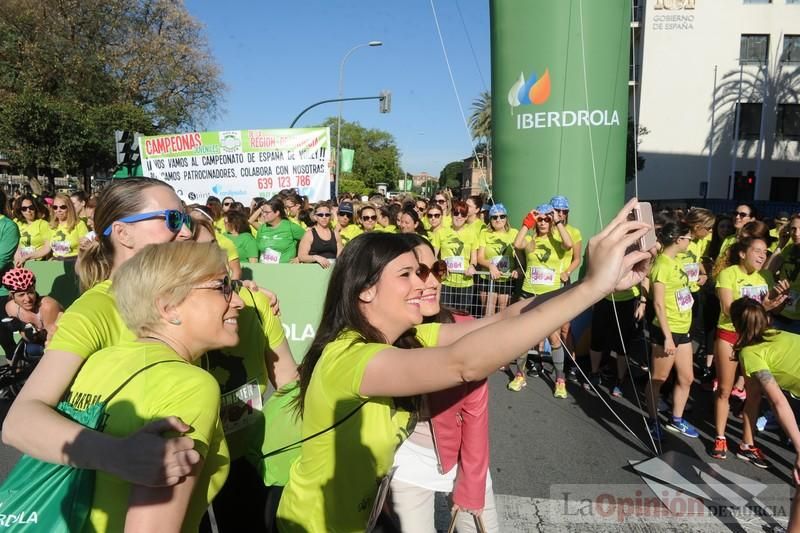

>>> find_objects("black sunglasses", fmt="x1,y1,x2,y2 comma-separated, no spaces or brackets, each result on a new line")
194,276,238,303
20,205,34,212
491,214,507,220
417,260,448,282
315,212,331,218
428,213,442,219
734,211,751,218
361,215,377,221
53,205,68,211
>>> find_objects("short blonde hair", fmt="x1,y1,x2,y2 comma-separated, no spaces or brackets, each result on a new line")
111,241,228,336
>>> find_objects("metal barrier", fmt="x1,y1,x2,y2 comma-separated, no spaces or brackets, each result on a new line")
439,271,517,319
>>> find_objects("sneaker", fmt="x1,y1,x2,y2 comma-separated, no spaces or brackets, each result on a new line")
736,445,769,469
756,411,779,432
648,419,663,442
583,372,601,392
611,385,622,398
554,379,567,399
666,417,700,438
526,363,542,378
731,387,747,401
710,437,728,459
567,367,580,383
507,374,527,392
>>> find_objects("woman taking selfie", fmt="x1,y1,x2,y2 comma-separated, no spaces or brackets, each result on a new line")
276,199,652,532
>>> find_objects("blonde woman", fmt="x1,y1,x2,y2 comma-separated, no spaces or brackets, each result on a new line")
48,193,89,260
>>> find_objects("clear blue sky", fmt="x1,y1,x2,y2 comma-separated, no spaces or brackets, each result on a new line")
185,0,490,177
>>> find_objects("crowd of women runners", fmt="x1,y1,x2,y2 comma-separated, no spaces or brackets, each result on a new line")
1,178,800,532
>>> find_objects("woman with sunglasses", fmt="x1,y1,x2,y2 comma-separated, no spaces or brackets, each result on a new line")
477,203,519,317
222,196,235,214
709,236,787,464
48,193,89,260
511,204,573,396
390,234,499,533
644,221,699,441
716,204,756,272
13,194,50,265
283,193,307,230
65,241,241,532
433,189,453,229
297,202,342,269
3,177,205,491
334,202,362,246
415,198,431,230
250,198,305,264
276,200,652,532
426,204,445,255
358,205,378,235
436,200,478,314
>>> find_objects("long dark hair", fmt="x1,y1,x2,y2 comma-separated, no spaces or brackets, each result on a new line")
731,297,776,353
295,232,417,415
657,221,690,248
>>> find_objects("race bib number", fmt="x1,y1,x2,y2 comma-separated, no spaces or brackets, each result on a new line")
675,287,694,313
531,267,556,286
683,263,700,283
445,256,465,273
51,240,71,256
740,285,768,303
491,255,510,272
83,231,96,242
219,379,263,435
19,246,35,257
260,248,281,264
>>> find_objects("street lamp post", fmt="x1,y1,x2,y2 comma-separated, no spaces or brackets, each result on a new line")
334,40,382,200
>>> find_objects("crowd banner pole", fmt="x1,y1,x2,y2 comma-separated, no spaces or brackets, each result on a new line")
490,0,630,244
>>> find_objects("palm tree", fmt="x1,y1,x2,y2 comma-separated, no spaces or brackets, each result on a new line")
469,91,492,189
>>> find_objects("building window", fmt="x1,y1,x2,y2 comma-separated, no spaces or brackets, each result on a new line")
740,34,769,63
770,177,799,202
782,35,800,62
777,104,800,139
743,0,771,3
788,0,800,4
734,103,763,140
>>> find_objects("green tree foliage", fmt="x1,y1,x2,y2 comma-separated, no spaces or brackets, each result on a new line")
439,160,463,189
469,91,491,145
0,0,224,183
319,117,404,191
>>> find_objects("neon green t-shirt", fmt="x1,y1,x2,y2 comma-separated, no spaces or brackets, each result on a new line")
719,234,736,260
478,228,518,281
650,253,692,334
213,217,227,235
777,243,800,320
277,324,440,533
521,233,567,295
374,224,397,234
769,228,780,253
716,265,773,332
436,226,477,288
288,216,307,230
65,340,228,533
678,237,707,293
48,280,135,359
606,285,641,303
205,288,286,463
739,330,800,397
17,219,50,257
339,223,363,246
552,223,582,275
467,219,486,242
49,220,89,258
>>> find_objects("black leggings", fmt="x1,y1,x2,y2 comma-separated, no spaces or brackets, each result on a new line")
0,295,17,359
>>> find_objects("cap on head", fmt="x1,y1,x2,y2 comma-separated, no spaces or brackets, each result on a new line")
489,203,507,217
338,202,354,215
536,203,554,215
550,195,570,210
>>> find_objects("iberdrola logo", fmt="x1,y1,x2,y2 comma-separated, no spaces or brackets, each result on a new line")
508,69,551,107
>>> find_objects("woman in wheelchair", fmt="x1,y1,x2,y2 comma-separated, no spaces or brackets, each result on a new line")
2,268,62,360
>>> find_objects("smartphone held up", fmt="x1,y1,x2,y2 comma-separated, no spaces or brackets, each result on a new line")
627,201,657,253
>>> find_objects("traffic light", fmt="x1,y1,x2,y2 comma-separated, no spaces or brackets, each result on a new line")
115,130,141,169
732,171,755,201
379,90,391,114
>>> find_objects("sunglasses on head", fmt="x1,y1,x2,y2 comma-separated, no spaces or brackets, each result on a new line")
361,215,377,221
53,205,68,211
417,260,448,282
20,205,34,212
491,214,507,220
315,212,331,218
734,211,751,218
103,209,192,237
537,216,552,222
194,275,238,303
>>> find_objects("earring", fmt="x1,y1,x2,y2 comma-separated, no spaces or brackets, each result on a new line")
169,318,182,325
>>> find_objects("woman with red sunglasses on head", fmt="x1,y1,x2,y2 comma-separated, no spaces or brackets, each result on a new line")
390,233,499,533
297,202,342,269
512,203,573,397
435,200,479,314
48,193,89,261
477,203,518,317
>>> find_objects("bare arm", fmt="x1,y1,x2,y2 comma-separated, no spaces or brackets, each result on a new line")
566,240,582,278
716,286,734,319
266,340,298,390
554,221,573,250
751,369,800,456
39,296,63,333
296,230,315,264
513,226,529,250
125,462,201,533
652,282,672,340
227,259,242,281
3,350,199,485
248,208,263,231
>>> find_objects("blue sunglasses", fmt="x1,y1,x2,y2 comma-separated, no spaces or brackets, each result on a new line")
103,209,192,237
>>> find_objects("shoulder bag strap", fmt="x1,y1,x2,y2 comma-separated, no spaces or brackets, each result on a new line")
261,399,367,459
103,359,187,405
